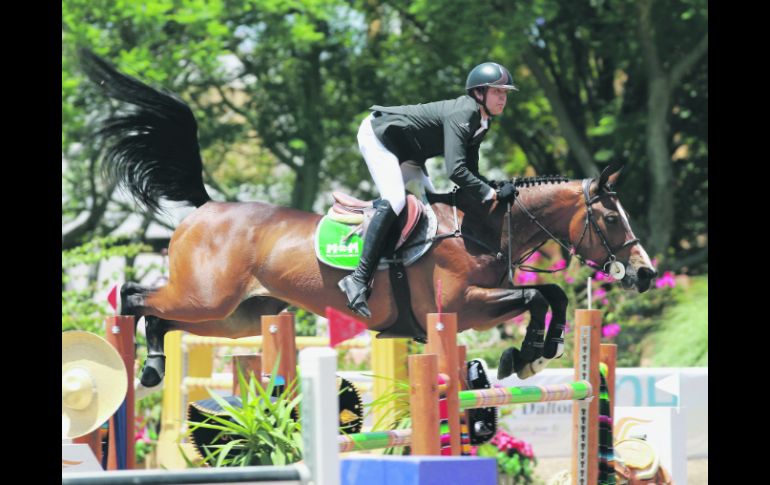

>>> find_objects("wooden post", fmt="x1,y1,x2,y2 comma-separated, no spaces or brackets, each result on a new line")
261,313,297,397
232,354,262,395
571,310,601,485
408,354,441,455
425,313,460,455
105,316,135,470
456,344,471,455
457,345,467,390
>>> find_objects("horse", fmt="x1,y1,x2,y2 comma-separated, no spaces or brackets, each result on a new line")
79,50,657,389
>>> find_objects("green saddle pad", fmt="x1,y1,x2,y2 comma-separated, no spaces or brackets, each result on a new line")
314,216,365,270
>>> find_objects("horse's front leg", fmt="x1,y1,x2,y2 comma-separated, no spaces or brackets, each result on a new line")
514,284,569,379
464,286,549,380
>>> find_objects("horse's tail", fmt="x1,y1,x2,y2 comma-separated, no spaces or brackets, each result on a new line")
79,49,211,213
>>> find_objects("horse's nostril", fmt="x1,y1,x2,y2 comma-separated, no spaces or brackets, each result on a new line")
638,267,657,280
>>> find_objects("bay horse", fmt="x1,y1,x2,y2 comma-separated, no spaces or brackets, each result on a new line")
79,50,656,389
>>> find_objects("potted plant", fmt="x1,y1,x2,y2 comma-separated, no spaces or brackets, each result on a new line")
185,361,303,467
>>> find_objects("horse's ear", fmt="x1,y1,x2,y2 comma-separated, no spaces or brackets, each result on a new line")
597,161,624,191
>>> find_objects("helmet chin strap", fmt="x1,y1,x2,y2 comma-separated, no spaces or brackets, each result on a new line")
477,88,494,118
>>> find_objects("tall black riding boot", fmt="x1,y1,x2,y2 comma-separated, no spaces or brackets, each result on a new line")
338,200,399,318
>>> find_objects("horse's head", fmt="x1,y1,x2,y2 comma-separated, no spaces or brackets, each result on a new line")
569,162,657,292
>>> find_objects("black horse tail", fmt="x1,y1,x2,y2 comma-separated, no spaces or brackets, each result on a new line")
79,49,211,212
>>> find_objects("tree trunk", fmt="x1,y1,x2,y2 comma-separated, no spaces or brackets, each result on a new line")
523,46,598,177
645,77,675,256
291,46,324,211
637,0,707,257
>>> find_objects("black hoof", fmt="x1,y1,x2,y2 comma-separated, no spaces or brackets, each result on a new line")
141,356,165,387
497,348,516,380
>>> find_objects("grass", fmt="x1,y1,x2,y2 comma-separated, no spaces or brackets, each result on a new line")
645,275,708,367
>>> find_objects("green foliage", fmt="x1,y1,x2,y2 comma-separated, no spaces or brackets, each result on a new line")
186,360,303,467
360,372,411,455
290,306,317,337
647,275,708,366
135,390,163,465
62,236,151,333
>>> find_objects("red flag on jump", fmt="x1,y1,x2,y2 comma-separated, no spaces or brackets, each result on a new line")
326,306,367,348
107,284,118,314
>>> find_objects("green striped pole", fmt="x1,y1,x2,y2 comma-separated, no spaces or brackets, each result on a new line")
458,381,592,410
338,429,412,452
338,381,592,452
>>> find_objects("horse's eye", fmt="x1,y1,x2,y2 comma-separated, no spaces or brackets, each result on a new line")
605,215,619,224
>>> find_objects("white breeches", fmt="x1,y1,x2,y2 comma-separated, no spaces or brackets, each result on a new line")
357,114,436,216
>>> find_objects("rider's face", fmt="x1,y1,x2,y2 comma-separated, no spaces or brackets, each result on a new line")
485,87,509,116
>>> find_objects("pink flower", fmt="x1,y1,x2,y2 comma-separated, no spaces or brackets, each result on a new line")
512,315,526,326
469,446,478,456
651,258,658,267
522,444,534,458
135,426,152,444
593,287,607,300
527,252,542,264
655,271,676,289
565,275,575,284
602,323,621,338
549,259,567,271
516,271,538,284
544,312,552,331
601,298,609,306
595,272,607,282
564,322,571,333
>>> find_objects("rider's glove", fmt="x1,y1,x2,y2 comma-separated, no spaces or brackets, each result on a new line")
496,182,519,203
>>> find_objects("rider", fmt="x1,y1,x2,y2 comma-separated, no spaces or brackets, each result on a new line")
339,62,520,319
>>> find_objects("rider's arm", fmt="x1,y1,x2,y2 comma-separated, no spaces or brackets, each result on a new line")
443,115,495,203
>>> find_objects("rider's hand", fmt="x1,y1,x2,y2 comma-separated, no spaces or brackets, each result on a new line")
496,182,519,203
488,189,499,214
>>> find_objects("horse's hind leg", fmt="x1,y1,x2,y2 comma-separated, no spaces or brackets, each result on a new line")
139,296,290,387
141,315,170,387
119,282,155,355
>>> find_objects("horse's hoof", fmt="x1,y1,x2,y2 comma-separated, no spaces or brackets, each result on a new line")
140,356,165,387
497,348,517,380
516,363,536,379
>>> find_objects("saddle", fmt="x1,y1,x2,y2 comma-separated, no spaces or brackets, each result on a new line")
316,191,438,341
328,191,424,251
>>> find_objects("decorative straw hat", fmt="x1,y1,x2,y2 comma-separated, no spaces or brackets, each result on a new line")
62,331,127,439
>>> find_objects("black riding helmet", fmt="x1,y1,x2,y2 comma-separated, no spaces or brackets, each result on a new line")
465,62,518,116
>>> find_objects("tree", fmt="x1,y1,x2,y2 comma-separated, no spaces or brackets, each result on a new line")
63,0,707,269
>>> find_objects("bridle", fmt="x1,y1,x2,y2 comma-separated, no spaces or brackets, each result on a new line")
506,178,640,284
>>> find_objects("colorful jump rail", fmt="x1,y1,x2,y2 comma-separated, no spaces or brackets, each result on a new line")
458,380,592,410
337,380,592,452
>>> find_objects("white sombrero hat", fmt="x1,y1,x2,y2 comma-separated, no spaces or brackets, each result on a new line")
62,331,128,439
